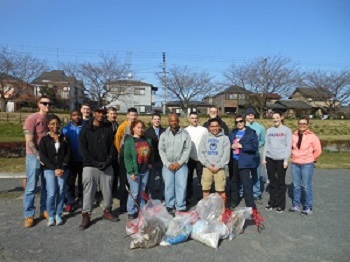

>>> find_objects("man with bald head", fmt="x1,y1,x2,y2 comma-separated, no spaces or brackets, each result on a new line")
159,113,192,214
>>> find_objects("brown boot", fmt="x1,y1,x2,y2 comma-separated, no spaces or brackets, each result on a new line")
102,208,119,222
79,212,91,230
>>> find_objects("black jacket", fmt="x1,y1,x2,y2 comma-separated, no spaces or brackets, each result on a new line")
79,119,118,168
144,125,165,163
203,116,230,135
39,134,71,171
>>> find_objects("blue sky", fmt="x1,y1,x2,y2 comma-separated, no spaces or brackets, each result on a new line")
1,0,349,101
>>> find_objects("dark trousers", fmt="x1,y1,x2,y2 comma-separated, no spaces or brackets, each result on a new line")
187,158,203,201
266,157,287,210
112,161,119,197
66,162,83,202
118,155,129,210
229,159,256,209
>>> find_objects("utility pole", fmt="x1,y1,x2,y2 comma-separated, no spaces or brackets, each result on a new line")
162,52,167,115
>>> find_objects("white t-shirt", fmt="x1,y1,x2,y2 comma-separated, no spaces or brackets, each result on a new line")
185,125,208,161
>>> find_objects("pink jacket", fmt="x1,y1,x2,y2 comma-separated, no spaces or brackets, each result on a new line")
291,130,322,164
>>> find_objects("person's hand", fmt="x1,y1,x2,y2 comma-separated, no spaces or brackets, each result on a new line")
173,162,181,171
231,143,238,149
97,162,107,171
54,169,63,177
262,160,267,166
283,161,288,169
236,143,243,149
130,174,137,181
168,164,174,170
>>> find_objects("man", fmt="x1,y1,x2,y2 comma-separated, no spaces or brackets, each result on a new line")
159,113,191,214
185,111,208,203
23,95,51,228
245,107,266,204
61,109,84,212
114,107,138,214
106,106,119,197
144,113,166,200
80,103,91,122
203,106,230,135
198,118,230,200
79,106,118,230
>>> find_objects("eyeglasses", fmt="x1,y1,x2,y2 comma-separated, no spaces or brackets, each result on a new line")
40,102,52,106
235,120,244,124
298,123,308,126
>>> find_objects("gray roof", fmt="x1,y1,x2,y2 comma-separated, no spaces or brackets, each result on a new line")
276,100,313,109
32,70,83,88
290,87,332,100
166,100,212,107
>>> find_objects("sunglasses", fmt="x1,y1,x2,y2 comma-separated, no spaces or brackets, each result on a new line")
235,120,244,124
40,102,52,106
298,123,308,126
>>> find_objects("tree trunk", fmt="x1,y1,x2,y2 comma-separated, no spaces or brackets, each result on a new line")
0,97,7,112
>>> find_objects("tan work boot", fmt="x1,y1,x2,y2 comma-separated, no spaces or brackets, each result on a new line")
24,217,34,228
40,211,49,220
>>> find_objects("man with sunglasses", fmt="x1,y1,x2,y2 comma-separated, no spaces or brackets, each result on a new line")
23,95,52,228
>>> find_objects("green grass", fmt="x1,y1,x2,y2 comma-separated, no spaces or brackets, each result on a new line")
0,157,25,173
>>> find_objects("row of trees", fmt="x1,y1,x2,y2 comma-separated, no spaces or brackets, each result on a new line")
1,47,350,118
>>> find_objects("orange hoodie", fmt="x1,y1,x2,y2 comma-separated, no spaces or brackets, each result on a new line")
114,120,129,153
291,130,322,164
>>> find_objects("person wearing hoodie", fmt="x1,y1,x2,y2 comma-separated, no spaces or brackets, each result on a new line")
61,109,84,212
203,106,230,135
228,115,259,210
198,118,230,200
39,114,71,226
78,106,119,230
159,113,192,214
289,116,322,215
263,111,292,213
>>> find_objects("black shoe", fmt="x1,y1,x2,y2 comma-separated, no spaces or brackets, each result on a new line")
166,207,176,217
265,205,273,211
254,197,263,205
118,207,127,214
275,207,284,214
127,213,138,220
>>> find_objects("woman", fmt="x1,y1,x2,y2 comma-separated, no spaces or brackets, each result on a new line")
228,115,258,211
290,116,322,215
39,114,71,226
263,111,292,213
124,120,153,220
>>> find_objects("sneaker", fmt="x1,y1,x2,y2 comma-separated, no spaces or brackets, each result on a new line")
40,211,49,220
275,207,284,213
265,205,273,211
288,206,300,213
127,213,138,220
55,215,63,225
64,204,75,213
166,207,176,217
24,217,34,228
47,217,55,227
118,207,127,214
301,208,313,216
103,209,119,222
254,197,263,205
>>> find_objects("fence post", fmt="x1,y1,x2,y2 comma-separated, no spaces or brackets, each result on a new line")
6,113,9,122
19,113,22,123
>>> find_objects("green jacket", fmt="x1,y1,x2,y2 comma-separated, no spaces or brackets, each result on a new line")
123,135,153,176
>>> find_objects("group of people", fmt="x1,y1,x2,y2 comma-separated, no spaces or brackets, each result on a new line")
23,95,322,230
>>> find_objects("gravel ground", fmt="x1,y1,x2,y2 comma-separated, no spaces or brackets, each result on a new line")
0,169,349,262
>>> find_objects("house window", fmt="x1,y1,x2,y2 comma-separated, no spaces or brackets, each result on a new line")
139,106,146,113
225,94,237,100
238,94,245,100
134,88,145,95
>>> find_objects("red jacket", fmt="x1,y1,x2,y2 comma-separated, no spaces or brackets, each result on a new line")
291,130,322,164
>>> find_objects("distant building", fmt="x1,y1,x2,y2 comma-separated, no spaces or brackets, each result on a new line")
32,70,84,110
165,100,212,116
105,80,157,113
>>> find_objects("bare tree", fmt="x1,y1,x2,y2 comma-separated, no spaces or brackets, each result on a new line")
302,69,350,118
62,53,133,107
156,65,215,111
0,47,47,111
223,55,300,118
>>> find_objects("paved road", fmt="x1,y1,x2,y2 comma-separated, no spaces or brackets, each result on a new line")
0,169,349,262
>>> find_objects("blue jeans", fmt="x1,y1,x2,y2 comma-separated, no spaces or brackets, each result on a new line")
127,170,149,215
23,154,47,218
44,169,68,217
147,162,164,200
291,163,315,209
162,164,188,211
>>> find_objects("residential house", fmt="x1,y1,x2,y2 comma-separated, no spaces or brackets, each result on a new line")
165,100,212,116
105,80,157,113
0,74,36,112
289,87,339,117
202,85,250,115
269,100,313,118
32,70,84,110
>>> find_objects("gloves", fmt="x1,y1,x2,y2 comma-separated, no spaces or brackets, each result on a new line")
97,162,107,171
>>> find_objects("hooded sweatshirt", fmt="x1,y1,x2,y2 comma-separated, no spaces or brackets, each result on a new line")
292,130,322,164
158,126,192,168
62,121,83,163
198,130,230,169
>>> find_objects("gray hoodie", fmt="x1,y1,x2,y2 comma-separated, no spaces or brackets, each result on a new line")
159,126,192,168
263,125,292,162
198,130,231,169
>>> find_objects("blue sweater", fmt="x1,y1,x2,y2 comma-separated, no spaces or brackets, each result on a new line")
228,126,259,169
62,122,83,163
